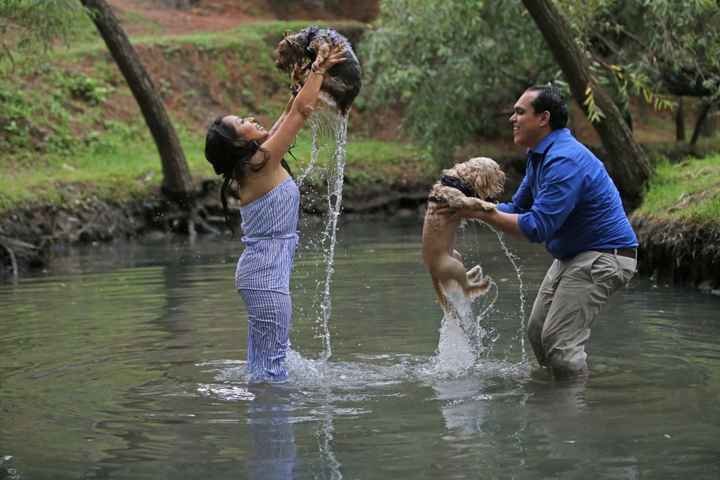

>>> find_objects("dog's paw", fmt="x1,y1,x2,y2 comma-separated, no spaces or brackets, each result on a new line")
468,278,491,298
468,271,491,298
467,264,483,282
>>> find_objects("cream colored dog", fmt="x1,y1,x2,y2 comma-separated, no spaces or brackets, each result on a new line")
422,157,505,311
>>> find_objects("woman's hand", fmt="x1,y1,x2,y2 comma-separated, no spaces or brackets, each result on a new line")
259,43,346,167
311,43,347,75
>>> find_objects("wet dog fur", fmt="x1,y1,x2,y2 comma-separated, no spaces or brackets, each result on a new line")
422,157,505,311
275,26,362,115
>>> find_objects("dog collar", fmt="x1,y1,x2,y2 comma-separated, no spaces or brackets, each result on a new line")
440,175,476,198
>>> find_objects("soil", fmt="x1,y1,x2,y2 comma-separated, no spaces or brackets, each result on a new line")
632,214,720,293
111,0,379,37
0,175,429,282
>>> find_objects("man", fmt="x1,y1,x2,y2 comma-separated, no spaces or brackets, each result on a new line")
438,85,638,377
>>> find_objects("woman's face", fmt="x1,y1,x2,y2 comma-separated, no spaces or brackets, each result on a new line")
223,115,268,143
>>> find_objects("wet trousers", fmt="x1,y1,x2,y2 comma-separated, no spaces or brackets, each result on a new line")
239,289,293,383
528,251,636,375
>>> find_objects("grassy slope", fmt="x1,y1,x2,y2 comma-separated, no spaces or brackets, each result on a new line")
0,19,427,212
635,153,720,224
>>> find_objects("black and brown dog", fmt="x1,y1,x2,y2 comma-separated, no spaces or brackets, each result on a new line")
275,26,362,115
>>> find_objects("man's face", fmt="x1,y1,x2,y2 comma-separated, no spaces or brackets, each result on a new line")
510,90,550,149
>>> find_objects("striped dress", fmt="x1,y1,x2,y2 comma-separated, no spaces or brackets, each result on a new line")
236,177,300,383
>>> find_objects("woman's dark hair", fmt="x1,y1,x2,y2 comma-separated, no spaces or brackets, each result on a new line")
526,84,568,130
204,115,268,232
204,115,295,233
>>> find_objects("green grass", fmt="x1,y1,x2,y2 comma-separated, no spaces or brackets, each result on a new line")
0,116,423,212
291,128,427,183
636,153,720,224
59,20,363,58
0,17,425,214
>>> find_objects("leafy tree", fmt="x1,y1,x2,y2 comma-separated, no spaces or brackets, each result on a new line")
80,0,194,203
522,0,650,208
361,0,556,163
557,0,720,144
0,0,88,61
1,0,195,207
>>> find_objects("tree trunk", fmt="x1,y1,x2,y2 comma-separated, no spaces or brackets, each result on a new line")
675,97,686,142
522,0,650,210
80,0,193,202
690,101,714,146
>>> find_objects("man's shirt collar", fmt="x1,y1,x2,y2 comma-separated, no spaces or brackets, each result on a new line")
527,128,571,159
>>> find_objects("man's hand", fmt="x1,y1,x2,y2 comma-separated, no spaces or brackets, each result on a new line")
434,196,496,219
431,199,459,219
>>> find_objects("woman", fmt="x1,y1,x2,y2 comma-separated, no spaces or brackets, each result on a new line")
204,43,346,383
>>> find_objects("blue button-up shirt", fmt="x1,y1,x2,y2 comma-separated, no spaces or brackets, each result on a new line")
497,128,638,260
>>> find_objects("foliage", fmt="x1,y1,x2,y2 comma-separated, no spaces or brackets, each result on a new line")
361,0,556,163
557,0,720,110
0,15,420,211
61,73,114,105
0,119,421,210
0,0,92,65
0,64,118,162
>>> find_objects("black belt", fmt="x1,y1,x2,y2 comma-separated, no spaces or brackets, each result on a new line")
595,247,637,259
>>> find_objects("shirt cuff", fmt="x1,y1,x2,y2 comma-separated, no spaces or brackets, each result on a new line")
496,202,514,214
517,213,539,242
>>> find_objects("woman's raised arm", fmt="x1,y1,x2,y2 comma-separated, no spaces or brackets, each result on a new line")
258,43,347,166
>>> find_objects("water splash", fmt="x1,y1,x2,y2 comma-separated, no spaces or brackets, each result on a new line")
479,222,528,365
424,218,528,377
316,410,343,479
296,110,348,361
320,114,348,360
425,284,499,377
296,121,321,189
197,383,256,401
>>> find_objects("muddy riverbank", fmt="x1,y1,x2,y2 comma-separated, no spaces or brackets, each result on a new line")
3,152,719,295
0,177,433,282
631,215,720,295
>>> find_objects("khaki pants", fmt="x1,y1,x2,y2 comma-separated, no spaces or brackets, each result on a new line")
528,251,636,375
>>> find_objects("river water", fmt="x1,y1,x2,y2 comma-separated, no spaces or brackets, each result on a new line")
1,219,719,479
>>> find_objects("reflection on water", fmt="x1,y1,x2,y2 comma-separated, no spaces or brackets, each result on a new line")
1,220,720,479
246,387,297,480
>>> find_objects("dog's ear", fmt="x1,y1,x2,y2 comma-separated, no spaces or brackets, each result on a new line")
284,35,302,50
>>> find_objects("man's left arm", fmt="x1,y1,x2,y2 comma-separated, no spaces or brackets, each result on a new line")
517,156,582,243
436,197,526,239
438,156,582,241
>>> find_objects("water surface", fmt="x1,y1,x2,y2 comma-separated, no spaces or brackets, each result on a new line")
1,219,719,479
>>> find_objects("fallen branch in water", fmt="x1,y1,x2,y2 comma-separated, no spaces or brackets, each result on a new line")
0,240,18,281
0,235,40,282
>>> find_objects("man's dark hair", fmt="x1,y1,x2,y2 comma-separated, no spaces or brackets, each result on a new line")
526,84,568,130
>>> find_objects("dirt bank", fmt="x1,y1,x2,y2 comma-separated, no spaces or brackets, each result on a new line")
4,171,720,295
0,177,432,282
632,215,720,295
5,144,720,293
